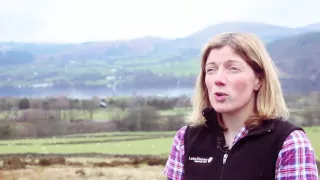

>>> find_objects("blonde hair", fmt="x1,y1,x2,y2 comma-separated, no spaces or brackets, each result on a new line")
187,32,289,128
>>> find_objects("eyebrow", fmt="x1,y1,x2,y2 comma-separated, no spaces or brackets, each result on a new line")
205,59,240,67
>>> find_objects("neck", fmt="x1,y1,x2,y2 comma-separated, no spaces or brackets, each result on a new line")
221,111,250,134
221,97,255,134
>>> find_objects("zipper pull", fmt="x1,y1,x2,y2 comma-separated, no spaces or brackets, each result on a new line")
222,153,228,164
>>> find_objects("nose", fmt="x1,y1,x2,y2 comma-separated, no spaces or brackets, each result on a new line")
214,70,226,86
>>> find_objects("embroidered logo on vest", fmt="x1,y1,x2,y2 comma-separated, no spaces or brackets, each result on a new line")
189,156,214,164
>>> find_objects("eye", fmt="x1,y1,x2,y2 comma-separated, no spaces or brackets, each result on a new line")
229,66,240,72
206,67,217,73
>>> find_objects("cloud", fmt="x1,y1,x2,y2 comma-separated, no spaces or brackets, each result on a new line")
0,0,319,42
0,0,64,42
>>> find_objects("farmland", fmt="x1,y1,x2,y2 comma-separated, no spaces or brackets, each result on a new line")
0,95,319,179
0,126,319,179
0,106,191,122
0,132,175,155
0,126,318,157
0,131,175,179
0,156,167,180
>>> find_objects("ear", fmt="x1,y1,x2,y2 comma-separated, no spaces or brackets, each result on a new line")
254,76,261,91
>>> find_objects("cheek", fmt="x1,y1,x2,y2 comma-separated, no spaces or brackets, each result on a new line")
204,76,211,90
232,78,252,94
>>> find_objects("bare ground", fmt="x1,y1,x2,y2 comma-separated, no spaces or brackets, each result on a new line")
1,155,318,179
0,165,166,180
0,156,167,180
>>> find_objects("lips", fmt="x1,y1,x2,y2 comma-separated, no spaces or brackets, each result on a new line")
213,92,228,102
214,92,228,96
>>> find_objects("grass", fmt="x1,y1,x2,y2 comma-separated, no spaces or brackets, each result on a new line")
64,131,176,137
89,108,125,120
128,58,200,76
0,122,318,160
0,131,177,145
0,131,177,155
0,107,191,121
0,108,125,121
304,126,320,160
0,137,173,155
0,126,318,160
0,135,144,145
159,107,191,116
0,56,199,87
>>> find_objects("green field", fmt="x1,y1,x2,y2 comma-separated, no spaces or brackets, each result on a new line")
0,127,318,160
64,131,177,137
0,108,125,121
0,135,145,145
0,137,173,155
0,57,200,86
0,107,191,121
0,131,176,156
304,126,320,160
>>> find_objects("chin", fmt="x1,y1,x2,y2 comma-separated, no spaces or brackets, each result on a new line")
212,104,236,114
214,108,233,114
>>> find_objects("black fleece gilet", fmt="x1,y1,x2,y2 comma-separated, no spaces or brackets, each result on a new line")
183,108,303,180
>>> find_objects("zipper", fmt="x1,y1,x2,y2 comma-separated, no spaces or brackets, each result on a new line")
222,153,228,164
218,134,244,180
215,124,272,180
218,150,229,180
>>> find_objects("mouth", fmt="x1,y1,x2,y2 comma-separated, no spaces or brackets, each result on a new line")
213,92,229,102
214,92,228,96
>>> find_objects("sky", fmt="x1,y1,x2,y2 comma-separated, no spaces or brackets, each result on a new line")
1,0,320,43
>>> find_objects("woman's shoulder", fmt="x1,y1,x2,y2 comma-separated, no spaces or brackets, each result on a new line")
172,124,204,142
282,129,314,151
173,125,188,143
276,129,319,178
269,118,305,140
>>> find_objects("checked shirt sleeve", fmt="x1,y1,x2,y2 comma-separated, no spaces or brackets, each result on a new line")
275,130,319,179
163,126,187,180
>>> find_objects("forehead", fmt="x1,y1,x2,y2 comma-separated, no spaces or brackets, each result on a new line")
206,46,244,65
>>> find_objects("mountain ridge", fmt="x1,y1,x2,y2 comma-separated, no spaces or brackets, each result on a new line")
0,22,320,97
0,21,320,54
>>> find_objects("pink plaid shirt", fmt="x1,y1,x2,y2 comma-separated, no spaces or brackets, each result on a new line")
164,125,319,180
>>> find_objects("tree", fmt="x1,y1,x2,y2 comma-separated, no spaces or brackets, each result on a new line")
18,98,30,109
0,122,12,139
29,98,43,109
118,106,160,131
82,96,100,120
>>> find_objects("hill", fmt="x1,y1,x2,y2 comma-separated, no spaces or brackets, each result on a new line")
3,22,320,62
0,22,320,97
267,32,320,93
0,50,35,65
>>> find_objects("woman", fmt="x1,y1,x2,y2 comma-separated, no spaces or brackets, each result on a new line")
163,32,319,180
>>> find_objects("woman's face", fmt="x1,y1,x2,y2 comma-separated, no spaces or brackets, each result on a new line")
204,46,261,115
